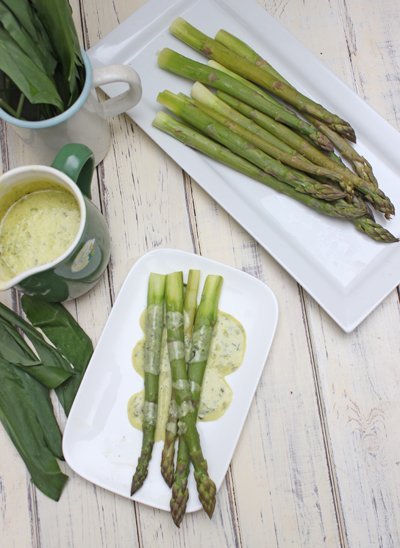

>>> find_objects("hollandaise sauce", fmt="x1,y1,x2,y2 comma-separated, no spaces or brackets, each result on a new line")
0,188,80,277
127,310,246,440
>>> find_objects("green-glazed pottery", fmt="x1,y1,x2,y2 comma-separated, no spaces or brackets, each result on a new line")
0,144,111,301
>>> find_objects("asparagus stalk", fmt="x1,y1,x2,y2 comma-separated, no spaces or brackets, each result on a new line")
171,434,191,526
207,60,297,138
169,18,355,140
191,82,347,187
307,116,379,188
152,112,397,242
161,272,185,488
353,217,398,243
158,47,392,212
157,48,332,151
164,272,218,518
170,269,200,526
161,270,200,489
217,92,394,217
158,91,346,201
131,273,166,495
154,112,361,219
160,400,178,487
215,29,287,85
214,30,380,187
182,274,223,516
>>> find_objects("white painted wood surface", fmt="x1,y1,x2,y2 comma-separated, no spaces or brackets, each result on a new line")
1,0,400,546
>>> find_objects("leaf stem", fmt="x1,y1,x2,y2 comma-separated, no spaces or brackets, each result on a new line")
0,97,19,118
16,93,25,118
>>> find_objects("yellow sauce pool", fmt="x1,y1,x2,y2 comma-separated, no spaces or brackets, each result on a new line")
0,188,80,276
127,310,246,441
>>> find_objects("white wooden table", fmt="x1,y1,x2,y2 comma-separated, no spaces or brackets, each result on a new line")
1,1,400,546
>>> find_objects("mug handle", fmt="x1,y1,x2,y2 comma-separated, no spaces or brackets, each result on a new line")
92,65,142,118
52,144,95,199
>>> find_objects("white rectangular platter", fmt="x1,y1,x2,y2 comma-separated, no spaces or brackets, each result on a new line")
63,249,278,512
89,0,400,332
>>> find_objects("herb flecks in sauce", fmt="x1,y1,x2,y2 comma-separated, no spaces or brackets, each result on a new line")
0,188,80,277
127,310,246,440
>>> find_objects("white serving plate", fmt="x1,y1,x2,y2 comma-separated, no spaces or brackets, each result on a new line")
63,249,278,512
89,0,400,332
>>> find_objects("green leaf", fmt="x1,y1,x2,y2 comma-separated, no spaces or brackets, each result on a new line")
0,318,73,388
1,0,42,43
0,357,67,500
0,302,75,408
0,317,40,366
17,364,72,389
0,28,63,109
30,0,84,104
21,297,93,415
0,2,55,76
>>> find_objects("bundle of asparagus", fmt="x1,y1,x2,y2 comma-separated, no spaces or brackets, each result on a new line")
130,270,223,527
153,18,398,243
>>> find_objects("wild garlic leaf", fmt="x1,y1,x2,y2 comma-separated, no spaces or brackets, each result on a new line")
21,296,93,415
0,29,63,109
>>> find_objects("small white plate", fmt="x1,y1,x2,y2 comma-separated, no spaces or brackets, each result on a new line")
89,0,400,332
63,249,278,512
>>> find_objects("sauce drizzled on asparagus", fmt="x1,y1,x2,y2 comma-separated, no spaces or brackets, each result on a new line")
127,310,246,436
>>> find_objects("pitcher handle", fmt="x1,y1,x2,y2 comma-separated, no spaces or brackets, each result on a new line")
92,65,142,118
51,143,95,199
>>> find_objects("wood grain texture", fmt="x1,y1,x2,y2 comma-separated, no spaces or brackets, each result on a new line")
1,0,400,547
263,1,400,546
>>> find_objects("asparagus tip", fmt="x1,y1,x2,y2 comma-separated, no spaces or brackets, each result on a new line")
353,217,399,243
170,484,190,527
194,470,217,518
161,441,176,488
130,469,146,495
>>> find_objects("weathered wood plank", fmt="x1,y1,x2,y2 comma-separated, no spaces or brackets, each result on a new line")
269,1,400,546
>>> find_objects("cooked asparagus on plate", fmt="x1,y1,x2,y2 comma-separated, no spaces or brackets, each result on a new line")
168,269,200,526
152,112,396,243
161,269,200,490
152,18,398,242
130,273,166,495
170,18,356,141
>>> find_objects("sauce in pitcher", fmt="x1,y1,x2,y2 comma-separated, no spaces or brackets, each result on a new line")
0,187,80,276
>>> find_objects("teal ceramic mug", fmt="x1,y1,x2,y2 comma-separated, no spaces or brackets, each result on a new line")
0,143,111,301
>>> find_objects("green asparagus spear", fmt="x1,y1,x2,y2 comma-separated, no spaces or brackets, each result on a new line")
353,217,398,243
183,270,201,362
217,92,394,217
161,270,200,489
208,59,348,179
158,49,393,214
183,274,223,517
160,399,178,487
152,112,397,242
164,272,218,518
161,272,185,488
214,26,355,139
215,29,285,84
130,273,166,495
213,31,380,188
170,269,200,526
171,433,191,526
169,18,355,140
191,82,346,187
207,59,301,143
157,48,332,151
307,116,379,188
158,91,346,201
